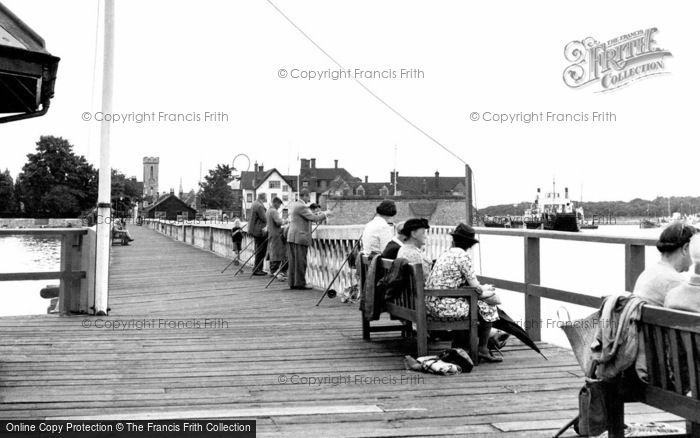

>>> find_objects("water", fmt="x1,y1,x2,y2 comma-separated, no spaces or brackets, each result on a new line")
473,224,665,348
0,236,61,316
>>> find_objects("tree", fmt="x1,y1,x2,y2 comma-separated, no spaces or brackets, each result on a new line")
0,169,18,216
110,169,143,217
16,136,98,218
198,164,234,210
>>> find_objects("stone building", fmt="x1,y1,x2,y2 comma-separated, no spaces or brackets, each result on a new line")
142,157,159,206
318,170,469,226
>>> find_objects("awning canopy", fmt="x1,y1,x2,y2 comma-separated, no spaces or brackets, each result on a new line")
0,2,59,123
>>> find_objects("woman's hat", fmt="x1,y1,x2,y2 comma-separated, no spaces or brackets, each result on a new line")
450,223,479,245
400,218,430,236
376,200,397,217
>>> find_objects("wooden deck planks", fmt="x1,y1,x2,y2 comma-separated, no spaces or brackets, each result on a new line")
0,226,679,437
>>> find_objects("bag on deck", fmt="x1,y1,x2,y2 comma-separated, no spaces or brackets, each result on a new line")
576,360,607,436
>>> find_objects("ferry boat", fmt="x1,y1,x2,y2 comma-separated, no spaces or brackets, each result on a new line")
524,185,581,232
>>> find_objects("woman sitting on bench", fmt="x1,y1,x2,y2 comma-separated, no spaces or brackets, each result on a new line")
115,220,135,243
633,222,697,306
426,223,503,363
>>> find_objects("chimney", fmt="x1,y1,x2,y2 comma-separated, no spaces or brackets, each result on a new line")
253,161,259,189
170,188,174,195
434,170,440,189
259,164,264,173
310,158,316,169
364,176,368,183
565,187,569,199
422,178,428,194
300,159,310,169
334,160,338,169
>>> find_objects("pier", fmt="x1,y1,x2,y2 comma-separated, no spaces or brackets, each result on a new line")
0,225,687,436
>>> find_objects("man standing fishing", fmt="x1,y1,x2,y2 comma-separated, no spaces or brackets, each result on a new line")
249,193,268,276
286,189,332,290
266,197,288,281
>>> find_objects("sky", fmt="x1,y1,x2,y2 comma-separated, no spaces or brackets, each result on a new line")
1,0,698,207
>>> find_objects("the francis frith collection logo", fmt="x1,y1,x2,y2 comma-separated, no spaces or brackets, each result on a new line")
563,28,672,92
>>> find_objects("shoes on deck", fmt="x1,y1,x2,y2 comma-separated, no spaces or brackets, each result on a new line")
478,352,503,363
290,286,312,290
252,271,267,276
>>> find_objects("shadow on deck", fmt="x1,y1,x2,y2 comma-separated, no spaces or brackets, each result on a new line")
0,226,684,437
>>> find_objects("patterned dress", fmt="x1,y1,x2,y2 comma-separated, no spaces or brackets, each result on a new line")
425,247,499,322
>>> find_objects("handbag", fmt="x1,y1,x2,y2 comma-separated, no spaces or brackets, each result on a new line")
576,360,607,436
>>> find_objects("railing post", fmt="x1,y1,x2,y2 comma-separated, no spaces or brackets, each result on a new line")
524,236,541,341
59,232,81,315
625,244,645,292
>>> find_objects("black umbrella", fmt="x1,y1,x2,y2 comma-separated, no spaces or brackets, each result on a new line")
492,308,547,360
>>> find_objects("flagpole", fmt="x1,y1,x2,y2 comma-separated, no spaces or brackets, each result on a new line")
94,0,115,315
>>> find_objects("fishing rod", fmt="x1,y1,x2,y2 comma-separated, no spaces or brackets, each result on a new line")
315,234,363,306
221,223,251,273
233,234,268,277
264,200,339,287
264,220,324,289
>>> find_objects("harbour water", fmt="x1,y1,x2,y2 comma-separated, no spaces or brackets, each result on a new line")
475,224,665,348
0,224,671,349
0,235,60,317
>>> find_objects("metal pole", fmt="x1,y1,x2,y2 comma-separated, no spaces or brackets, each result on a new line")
93,0,115,316
465,164,473,226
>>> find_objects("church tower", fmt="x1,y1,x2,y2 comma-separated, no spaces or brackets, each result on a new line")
143,157,159,204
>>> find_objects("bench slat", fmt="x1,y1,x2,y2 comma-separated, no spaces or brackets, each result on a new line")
642,385,700,423
681,332,699,401
643,324,658,387
667,329,684,395
641,306,700,335
652,325,669,390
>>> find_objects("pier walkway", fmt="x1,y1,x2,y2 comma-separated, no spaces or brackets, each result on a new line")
0,226,684,436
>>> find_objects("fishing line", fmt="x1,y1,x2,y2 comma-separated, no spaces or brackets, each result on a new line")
265,0,466,166
266,0,484,272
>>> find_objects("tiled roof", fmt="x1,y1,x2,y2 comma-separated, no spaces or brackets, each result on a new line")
238,169,296,190
142,193,196,213
395,176,465,195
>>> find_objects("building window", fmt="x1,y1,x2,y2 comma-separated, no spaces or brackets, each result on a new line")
356,188,365,196
246,193,253,203
283,194,289,202
282,184,289,192
379,187,389,196
270,193,277,201
269,181,280,189
302,181,309,188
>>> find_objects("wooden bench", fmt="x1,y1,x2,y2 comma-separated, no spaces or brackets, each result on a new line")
359,255,480,363
604,305,700,437
112,229,129,245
